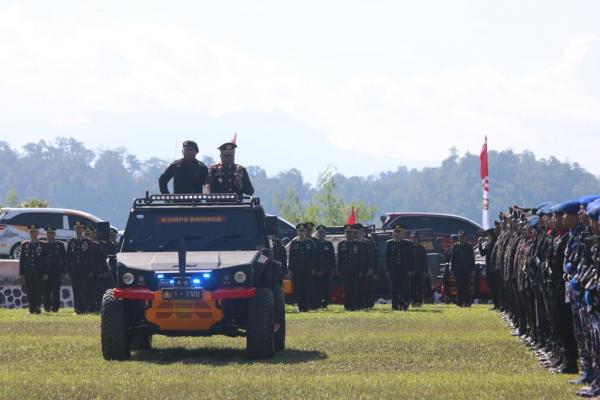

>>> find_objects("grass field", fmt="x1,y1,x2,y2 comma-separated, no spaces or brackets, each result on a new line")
0,305,579,399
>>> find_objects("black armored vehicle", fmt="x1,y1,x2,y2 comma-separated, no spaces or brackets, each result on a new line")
101,193,285,360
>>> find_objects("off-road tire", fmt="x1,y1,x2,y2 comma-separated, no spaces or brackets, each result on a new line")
273,285,286,352
246,288,274,359
130,334,152,351
101,289,131,360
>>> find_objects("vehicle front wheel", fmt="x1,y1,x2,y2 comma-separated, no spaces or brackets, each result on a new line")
246,288,274,359
273,285,286,352
10,243,21,260
101,289,131,360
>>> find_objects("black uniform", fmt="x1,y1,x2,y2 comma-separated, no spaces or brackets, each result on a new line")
159,158,208,194
19,240,45,313
66,237,95,314
90,240,115,312
385,239,414,310
43,240,65,312
478,236,499,308
412,242,428,305
207,163,254,196
338,239,367,311
315,239,336,309
360,237,378,309
289,238,317,312
451,242,476,307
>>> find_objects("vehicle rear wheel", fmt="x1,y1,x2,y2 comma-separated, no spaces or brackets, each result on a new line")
101,289,131,360
273,285,286,352
246,288,274,359
10,243,21,260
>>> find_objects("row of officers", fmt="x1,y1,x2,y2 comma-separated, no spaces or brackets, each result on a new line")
285,222,431,312
478,196,600,398
18,222,118,315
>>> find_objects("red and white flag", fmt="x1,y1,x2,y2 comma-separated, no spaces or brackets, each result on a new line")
347,206,356,225
480,136,491,230
230,132,237,145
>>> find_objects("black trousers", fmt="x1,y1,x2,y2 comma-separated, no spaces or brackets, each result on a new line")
360,276,374,309
71,275,90,313
455,273,472,306
293,274,311,312
411,273,424,305
343,275,360,311
316,275,330,308
43,273,61,311
24,273,43,313
390,274,408,309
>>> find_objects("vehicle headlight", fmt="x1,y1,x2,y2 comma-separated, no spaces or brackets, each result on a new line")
234,271,247,284
122,272,135,285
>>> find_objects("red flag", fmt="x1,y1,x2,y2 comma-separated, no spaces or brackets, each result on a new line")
230,132,237,145
347,206,356,225
480,136,489,192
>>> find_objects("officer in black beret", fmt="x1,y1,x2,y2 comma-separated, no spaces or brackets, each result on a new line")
207,142,254,196
289,223,317,312
42,225,65,312
159,140,208,194
385,223,414,311
19,224,45,314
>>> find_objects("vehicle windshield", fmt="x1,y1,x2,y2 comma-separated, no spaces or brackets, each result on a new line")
121,208,267,252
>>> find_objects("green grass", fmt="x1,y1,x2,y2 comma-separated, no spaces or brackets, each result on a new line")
0,305,579,399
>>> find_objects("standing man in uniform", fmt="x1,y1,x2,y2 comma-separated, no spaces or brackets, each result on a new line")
207,142,254,196
357,225,377,309
386,224,414,311
66,221,95,314
289,223,317,312
159,141,208,194
337,224,366,311
19,225,45,315
42,225,65,313
315,225,335,309
451,230,476,307
411,231,428,307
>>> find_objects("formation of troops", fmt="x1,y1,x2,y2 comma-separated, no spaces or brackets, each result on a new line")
481,195,600,398
19,222,118,314
287,222,433,312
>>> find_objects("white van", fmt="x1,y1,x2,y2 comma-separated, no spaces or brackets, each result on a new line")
0,208,119,259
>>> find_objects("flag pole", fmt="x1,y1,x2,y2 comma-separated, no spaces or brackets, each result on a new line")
480,135,490,230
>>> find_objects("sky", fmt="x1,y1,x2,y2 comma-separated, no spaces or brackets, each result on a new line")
0,0,599,183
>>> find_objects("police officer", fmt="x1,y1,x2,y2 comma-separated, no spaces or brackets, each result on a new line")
386,224,414,311
411,231,428,307
315,225,335,309
271,231,288,285
451,230,475,307
19,225,45,314
479,228,499,309
66,222,95,314
159,140,208,194
357,225,376,309
207,142,254,196
305,222,320,308
337,224,366,311
289,223,317,312
42,225,65,313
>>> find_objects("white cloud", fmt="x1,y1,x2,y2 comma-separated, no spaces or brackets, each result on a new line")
0,4,599,173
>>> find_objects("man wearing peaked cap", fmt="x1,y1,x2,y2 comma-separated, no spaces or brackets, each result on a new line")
207,140,254,197
19,224,45,314
451,230,475,307
385,222,414,311
42,225,65,313
288,222,317,312
337,222,367,311
314,225,335,309
159,140,208,195
66,221,95,314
